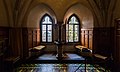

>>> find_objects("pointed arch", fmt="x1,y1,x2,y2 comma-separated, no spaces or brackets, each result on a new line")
63,3,93,29
66,14,80,42
27,3,57,28
40,13,53,43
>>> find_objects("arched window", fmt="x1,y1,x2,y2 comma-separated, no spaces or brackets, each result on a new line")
66,14,80,42
40,14,53,42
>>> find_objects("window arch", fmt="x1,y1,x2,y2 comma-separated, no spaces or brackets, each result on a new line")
40,14,53,42
66,14,80,42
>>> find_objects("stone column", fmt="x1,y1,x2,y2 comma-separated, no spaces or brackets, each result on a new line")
56,21,63,60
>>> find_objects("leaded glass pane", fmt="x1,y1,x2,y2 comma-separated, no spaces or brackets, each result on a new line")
69,16,79,24
42,25,46,30
69,31,73,42
42,16,52,24
41,15,53,42
42,31,46,42
69,25,73,31
47,31,52,37
47,31,52,42
74,31,79,42
48,37,52,42
47,25,52,30
75,25,79,30
66,15,79,42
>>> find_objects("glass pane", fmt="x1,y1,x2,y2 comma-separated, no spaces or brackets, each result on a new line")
69,31,73,42
42,16,52,24
74,31,79,42
41,15,53,42
69,19,72,24
42,31,46,42
47,31,52,42
47,31,52,37
66,15,79,42
69,25,73,31
69,16,79,24
42,25,46,30
47,25,52,30
48,37,52,42
75,25,79,30
74,17,79,24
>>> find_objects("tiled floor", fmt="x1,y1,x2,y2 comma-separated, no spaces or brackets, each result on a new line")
15,53,111,72
36,53,85,60
16,64,108,72
3,53,111,72
27,53,86,64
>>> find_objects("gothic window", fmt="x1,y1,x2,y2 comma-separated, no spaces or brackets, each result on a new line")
66,15,80,43
40,14,53,42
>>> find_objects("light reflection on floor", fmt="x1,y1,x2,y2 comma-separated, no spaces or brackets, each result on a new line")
36,53,85,60
16,64,108,72
16,53,111,72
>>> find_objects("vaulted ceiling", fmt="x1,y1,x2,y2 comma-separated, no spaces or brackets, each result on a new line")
0,0,119,27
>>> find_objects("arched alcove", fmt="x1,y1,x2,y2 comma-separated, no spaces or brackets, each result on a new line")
25,4,58,52
26,3,57,28
63,3,94,50
64,3,94,29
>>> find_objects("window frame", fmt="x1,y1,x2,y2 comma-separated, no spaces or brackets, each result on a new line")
40,14,53,43
65,14,80,43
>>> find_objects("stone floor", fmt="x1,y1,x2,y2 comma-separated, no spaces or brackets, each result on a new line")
36,53,85,60
16,64,108,72
3,53,111,72
27,53,86,64
15,53,111,72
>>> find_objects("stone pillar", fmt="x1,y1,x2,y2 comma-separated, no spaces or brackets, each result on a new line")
56,21,63,60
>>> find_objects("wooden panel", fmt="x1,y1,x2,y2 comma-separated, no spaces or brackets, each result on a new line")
28,30,33,48
22,28,29,58
93,27,114,56
27,28,40,48
0,27,9,57
33,30,37,47
37,29,40,45
116,20,120,29
81,30,85,45
85,31,88,48
0,33,8,72
116,36,120,61
0,27,9,38
116,29,120,35
89,35,92,50
115,20,120,64
22,28,40,58
114,19,120,71
81,29,93,50
89,30,93,49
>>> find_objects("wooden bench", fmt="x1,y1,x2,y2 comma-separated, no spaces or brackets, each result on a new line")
75,45,93,58
94,54,107,60
29,45,45,56
75,45,92,52
32,45,45,51
93,54,110,71
75,45,111,71
75,45,86,51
